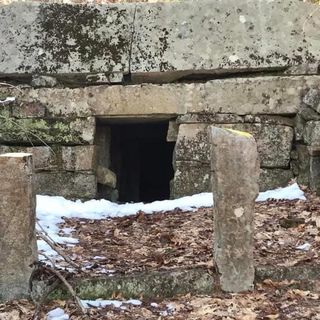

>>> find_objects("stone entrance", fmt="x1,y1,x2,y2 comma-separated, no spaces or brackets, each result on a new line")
96,119,175,203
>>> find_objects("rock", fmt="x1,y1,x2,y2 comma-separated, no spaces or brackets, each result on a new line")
171,161,211,198
303,88,320,113
35,171,97,200
62,146,96,171
132,0,320,77
208,127,259,292
303,121,320,146
0,2,133,75
96,165,117,189
175,123,293,168
0,117,95,145
259,169,293,191
31,75,58,88
0,153,37,301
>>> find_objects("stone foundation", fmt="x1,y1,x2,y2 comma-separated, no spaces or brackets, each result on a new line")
1,0,320,200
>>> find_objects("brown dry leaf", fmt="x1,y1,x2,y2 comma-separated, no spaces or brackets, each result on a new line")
0,310,20,320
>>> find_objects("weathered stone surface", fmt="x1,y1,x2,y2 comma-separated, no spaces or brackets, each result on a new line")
62,145,96,171
96,165,117,188
171,161,211,199
166,120,178,142
259,169,293,191
0,153,37,301
5,75,320,117
0,2,134,74
0,117,95,145
177,113,244,124
208,127,259,292
175,123,293,168
188,76,315,115
35,171,96,199
303,121,320,146
0,145,57,171
132,0,320,76
310,157,320,194
295,145,310,186
10,83,189,117
303,88,320,113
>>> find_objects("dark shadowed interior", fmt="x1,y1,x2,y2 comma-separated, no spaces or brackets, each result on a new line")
109,121,175,203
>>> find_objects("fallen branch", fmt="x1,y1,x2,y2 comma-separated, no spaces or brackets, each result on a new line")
36,225,81,271
39,253,88,317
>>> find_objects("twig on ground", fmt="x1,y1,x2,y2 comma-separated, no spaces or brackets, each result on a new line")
39,253,88,317
36,226,81,271
0,82,23,92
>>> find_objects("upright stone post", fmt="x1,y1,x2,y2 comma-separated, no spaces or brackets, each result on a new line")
0,153,37,301
208,127,259,292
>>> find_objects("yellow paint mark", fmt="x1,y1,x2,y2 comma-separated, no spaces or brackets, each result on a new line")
226,128,252,138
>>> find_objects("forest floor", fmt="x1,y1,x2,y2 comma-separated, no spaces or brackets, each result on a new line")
2,188,320,319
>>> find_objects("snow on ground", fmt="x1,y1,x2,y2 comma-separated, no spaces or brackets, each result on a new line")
46,300,142,319
37,183,306,259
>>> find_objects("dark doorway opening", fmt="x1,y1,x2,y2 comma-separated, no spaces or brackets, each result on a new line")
109,120,175,203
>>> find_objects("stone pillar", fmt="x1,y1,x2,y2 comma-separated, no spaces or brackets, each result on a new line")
208,127,259,292
0,153,37,301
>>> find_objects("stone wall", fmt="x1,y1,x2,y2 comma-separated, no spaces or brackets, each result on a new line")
0,0,320,199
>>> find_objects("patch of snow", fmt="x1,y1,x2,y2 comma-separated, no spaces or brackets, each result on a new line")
80,299,142,309
296,242,311,251
0,96,15,104
46,307,69,320
256,183,306,202
150,302,159,308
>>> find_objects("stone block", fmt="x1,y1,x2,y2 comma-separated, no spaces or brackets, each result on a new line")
35,171,97,200
303,88,320,113
132,0,320,76
171,161,211,198
0,145,57,170
303,121,320,146
259,169,293,192
175,123,293,168
95,125,111,168
62,145,96,171
208,127,259,292
0,117,95,145
0,153,37,301
188,76,312,115
0,2,133,74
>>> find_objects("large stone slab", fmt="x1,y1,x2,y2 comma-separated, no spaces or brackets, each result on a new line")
208,127,259,292
0,117,95,145
0,153,37,301
35,171,96,199
6,83,189,117
132,0,320,77
188,76,316,115
175,123,293,168
0,2,134,75
2,75,320,117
